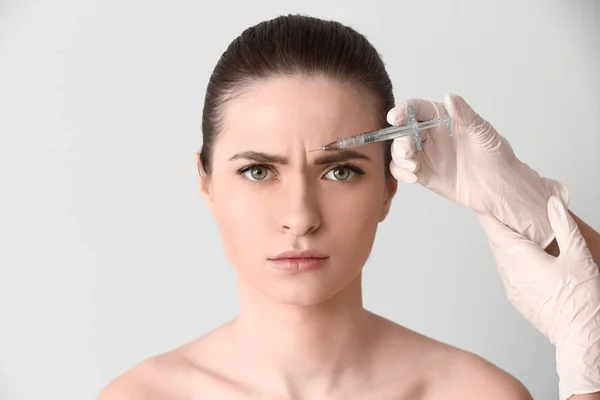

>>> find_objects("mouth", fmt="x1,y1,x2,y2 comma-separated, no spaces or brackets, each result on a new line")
268,250,329,272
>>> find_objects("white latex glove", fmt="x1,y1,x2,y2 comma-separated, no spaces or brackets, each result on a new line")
387,94,569,248
478,196,600,400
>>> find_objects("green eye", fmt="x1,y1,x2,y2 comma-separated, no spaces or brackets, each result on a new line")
243,166,272,181
327,167,354,181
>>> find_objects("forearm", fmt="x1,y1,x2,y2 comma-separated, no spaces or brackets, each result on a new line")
568,393,600,400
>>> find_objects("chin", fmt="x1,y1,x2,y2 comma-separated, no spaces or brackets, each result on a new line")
258,273,360,307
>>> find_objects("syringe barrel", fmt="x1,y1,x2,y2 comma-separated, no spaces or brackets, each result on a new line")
339,135,367,149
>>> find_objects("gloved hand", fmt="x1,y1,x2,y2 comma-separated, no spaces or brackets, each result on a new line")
478,196,600,400
387,94,569,248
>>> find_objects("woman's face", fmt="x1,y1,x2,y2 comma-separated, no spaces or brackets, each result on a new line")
199,76,397,305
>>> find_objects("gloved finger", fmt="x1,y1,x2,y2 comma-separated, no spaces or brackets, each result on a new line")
444,93,497,145
391,136,417,160
390,156,420,174
547,196,593,260
386,98,442,126
388,99,449,149
389,160,418,183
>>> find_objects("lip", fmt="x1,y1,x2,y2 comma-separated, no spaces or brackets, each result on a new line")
268,250,329,272
271,250,329,260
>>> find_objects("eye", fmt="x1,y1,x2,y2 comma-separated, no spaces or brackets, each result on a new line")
325,165,363,182
239,165,275,181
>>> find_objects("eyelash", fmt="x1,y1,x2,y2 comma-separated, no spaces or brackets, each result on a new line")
236,162,365,183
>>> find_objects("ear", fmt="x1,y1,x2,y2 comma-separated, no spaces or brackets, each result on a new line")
379,175,398,222
195,152,214,210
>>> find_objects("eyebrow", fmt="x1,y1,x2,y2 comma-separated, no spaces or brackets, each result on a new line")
229,151,289,164
228,150,371,165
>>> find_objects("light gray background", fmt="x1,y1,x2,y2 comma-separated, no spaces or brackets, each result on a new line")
0,0,598,399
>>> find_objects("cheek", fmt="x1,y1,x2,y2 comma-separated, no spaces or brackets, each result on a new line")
321,180,386,249
210,178,272,261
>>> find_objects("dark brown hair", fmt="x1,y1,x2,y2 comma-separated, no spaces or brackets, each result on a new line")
200,14,395,175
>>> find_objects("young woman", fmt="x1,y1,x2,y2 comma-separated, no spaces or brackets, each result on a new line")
98,15,600,400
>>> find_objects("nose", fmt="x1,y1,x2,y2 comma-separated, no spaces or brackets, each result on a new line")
279,179,322,236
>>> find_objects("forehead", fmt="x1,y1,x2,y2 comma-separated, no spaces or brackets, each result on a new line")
216,76,383,154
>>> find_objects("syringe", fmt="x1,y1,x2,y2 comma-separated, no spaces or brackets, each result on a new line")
311,104,453,152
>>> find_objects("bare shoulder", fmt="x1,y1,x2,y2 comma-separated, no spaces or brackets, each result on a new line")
96,359,157,400
96,352,193,400
96,326,242,400
374,316,531,400
425,349,533,400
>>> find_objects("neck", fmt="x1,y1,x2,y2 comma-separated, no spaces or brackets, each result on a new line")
231,273,381,397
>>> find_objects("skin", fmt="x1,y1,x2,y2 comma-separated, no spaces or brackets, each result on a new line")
96,76,591,399
572,394,600,400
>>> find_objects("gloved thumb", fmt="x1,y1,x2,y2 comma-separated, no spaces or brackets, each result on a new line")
547,196,591,258
445,93,497,146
